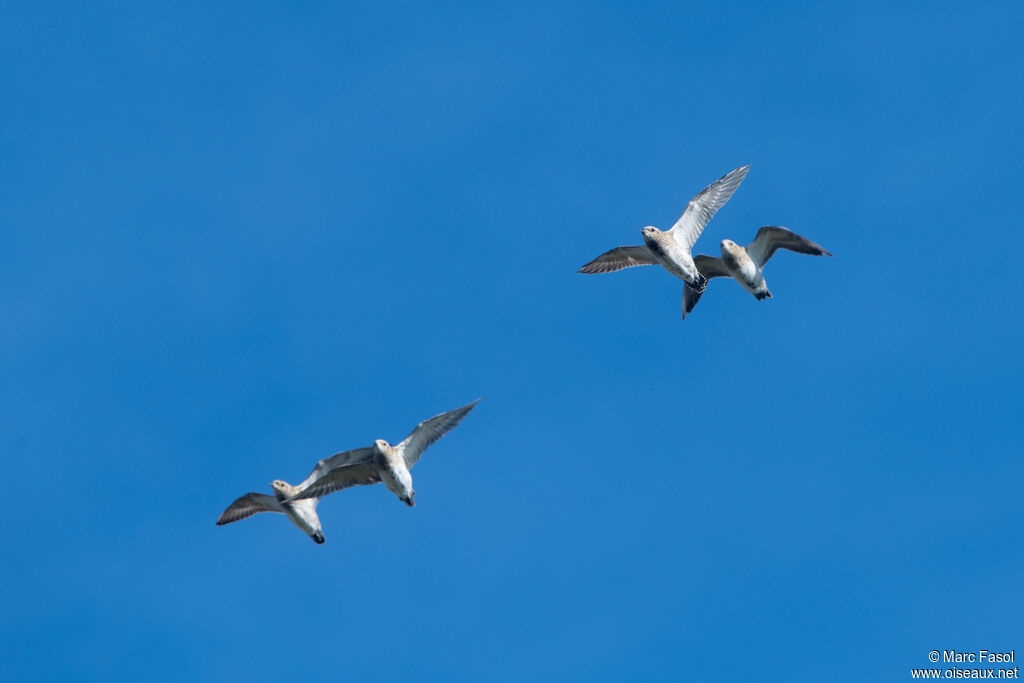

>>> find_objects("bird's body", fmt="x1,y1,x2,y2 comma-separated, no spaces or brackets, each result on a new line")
373,439,416,507
216,399,481,543
273,483,326,544
578,164,751,295
640,227,704,286
718,241,766,298
283,500,325,543
682,226,832,317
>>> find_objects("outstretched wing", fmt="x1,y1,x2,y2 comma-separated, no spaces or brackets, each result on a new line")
399,399,481,468
296,446,376,492
291,462,382,501
746,226,833,268
578,246,657,274
668,165,750,251
216,492,284,525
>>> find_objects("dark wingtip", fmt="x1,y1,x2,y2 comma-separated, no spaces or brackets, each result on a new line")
682,284,704,319
312,532,325,544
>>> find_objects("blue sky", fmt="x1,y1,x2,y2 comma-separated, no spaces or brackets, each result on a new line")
2,2,1022,680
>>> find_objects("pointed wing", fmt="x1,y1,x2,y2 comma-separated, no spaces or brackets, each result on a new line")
291,462,382,501
746,226,833,268
668,165,750,251
399,399,481,468
216,492,284,525
578,246,657,274
682,286,702,319
296,446,376,492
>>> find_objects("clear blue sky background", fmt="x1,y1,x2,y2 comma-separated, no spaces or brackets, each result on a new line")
2,2,1022,681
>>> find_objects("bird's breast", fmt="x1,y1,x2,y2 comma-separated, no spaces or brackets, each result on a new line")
643,235,667,260
644,235,693,279
723,249,758,284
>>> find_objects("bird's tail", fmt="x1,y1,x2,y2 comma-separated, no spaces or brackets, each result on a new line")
682,285,705,319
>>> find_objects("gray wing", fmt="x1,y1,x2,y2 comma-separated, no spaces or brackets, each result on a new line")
578,246,657,274
292,462,382,501
682,256,731,319
746,226,833,268
694,254,731,279
216,492,284,525
668,165,751,251
399,398,481,468
682,287,702,319
296,446,375,492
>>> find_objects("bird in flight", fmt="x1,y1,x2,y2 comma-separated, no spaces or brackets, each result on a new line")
578,164,751,294
290,398,482,508
682,226,832,318
216,399,482,544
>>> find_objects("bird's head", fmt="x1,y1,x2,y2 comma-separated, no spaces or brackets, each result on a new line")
641,226,658,237
270,480,291,495
374,438,391,451
720,239,741,255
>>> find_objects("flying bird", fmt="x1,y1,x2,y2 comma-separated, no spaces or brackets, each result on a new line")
215,485,330,544
290,398,481,508
682,226,832,318
578,164,751,292
216,399,481,543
